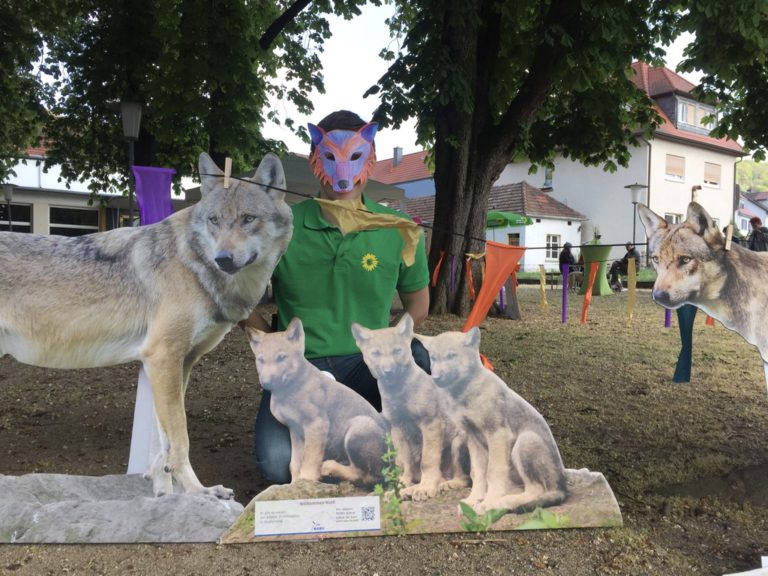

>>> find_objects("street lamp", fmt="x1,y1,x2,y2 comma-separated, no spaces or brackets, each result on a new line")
120,100,142,226
625,182,648,245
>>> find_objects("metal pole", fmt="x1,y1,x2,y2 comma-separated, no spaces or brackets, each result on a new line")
128,140,135,226
632,202,637,245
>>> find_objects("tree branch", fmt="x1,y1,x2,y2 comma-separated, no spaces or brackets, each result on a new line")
259,0,313,50
493,0,577,149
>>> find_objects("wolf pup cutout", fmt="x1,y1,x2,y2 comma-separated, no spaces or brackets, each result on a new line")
352,314,469,501
308,122,378,193
247,318,387,487
639,201,768,392
417,328,567,514
0,152,292,498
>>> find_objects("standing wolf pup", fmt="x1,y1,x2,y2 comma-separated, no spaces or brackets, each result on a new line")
639,201,768,391
0,152,292,498
352,314,469,501
247,318,387,487
417,328,567,515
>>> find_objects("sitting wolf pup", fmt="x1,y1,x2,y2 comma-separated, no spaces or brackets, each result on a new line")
352,314,469,501
639,202,768,392
0,152,291,499
417,328,567,514
246,318,386,487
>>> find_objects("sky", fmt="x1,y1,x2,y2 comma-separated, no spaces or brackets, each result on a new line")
261,6,700,161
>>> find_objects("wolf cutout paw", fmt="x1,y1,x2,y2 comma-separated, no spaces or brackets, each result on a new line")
402,480,440,501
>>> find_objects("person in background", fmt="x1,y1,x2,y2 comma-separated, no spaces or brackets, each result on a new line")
608,242,640,292
242,109,431,484
558,242,576,276
747,216,768,252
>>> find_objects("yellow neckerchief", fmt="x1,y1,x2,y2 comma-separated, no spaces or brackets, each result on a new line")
314,198,421,266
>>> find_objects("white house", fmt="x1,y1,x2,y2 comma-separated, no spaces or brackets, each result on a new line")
395,182,586,272
495,62,745,261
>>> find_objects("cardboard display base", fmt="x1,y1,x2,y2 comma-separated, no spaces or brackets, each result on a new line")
0,473,243,544
220,468,622,543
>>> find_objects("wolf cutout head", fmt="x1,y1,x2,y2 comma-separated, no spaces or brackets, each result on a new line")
308,122,378,193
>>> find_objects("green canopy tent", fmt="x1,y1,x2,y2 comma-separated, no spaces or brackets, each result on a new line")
486,210,533,243
486,210,534,228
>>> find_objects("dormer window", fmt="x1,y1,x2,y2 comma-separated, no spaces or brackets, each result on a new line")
677,97,716,134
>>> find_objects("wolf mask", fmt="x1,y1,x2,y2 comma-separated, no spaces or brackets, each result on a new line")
308,122,378,192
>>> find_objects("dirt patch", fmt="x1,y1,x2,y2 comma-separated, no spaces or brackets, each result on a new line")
1,287,767,574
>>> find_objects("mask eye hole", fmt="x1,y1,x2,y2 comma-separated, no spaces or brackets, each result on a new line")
351,152,362,161
324,152,335,161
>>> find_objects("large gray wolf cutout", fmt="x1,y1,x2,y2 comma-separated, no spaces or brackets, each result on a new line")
0,152,292,498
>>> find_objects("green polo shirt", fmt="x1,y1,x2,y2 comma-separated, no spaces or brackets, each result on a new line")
272,194,429,358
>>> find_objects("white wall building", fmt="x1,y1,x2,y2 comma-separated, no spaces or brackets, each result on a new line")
495,62,744,262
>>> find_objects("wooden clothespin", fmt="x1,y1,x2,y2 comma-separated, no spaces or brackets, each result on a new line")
724,223,733,251
223,157,232,189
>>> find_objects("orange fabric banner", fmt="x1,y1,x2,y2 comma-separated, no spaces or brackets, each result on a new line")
432,251,445,287
580,261,599,324
462,242,526,332
465,258,476,301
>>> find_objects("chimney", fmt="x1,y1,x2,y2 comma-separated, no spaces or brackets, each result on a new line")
393,147,403,167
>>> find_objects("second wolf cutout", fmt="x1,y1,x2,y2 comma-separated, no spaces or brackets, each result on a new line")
639,201,768,392
247,318,386,487
417,328,567,514
352,315,469,501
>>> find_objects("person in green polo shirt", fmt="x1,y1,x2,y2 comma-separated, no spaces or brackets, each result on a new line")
243,110,430,484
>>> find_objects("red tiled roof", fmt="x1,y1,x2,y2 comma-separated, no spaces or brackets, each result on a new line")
631,62,743,155
371,150,431,184
487,182,587,221
399,182,586,223
745,191,768,202
652,103,743,154
631,61,696,97
24,146,47,157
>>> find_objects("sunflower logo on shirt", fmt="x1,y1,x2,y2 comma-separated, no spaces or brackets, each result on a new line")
361,252,379,272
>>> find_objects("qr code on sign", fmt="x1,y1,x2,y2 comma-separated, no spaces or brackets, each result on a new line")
361,505,376,522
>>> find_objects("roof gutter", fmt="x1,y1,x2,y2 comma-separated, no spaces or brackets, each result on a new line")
733,156,743,221
640,135,652,266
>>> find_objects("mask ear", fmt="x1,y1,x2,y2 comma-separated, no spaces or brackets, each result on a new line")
198,152,223,196
637,203,667,237
359,122,378,143
308,123,325,147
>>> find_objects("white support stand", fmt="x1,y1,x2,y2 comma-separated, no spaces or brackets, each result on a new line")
127,367,160,474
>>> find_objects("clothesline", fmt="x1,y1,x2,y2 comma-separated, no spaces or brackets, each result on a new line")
200,172,648,252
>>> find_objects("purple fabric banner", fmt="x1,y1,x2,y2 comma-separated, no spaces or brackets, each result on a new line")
561,264,569,323
131,166,176,225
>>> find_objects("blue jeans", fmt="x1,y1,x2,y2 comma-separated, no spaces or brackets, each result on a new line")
253,339,431,484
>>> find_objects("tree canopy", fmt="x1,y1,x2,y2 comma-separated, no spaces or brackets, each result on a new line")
0,0,374,190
